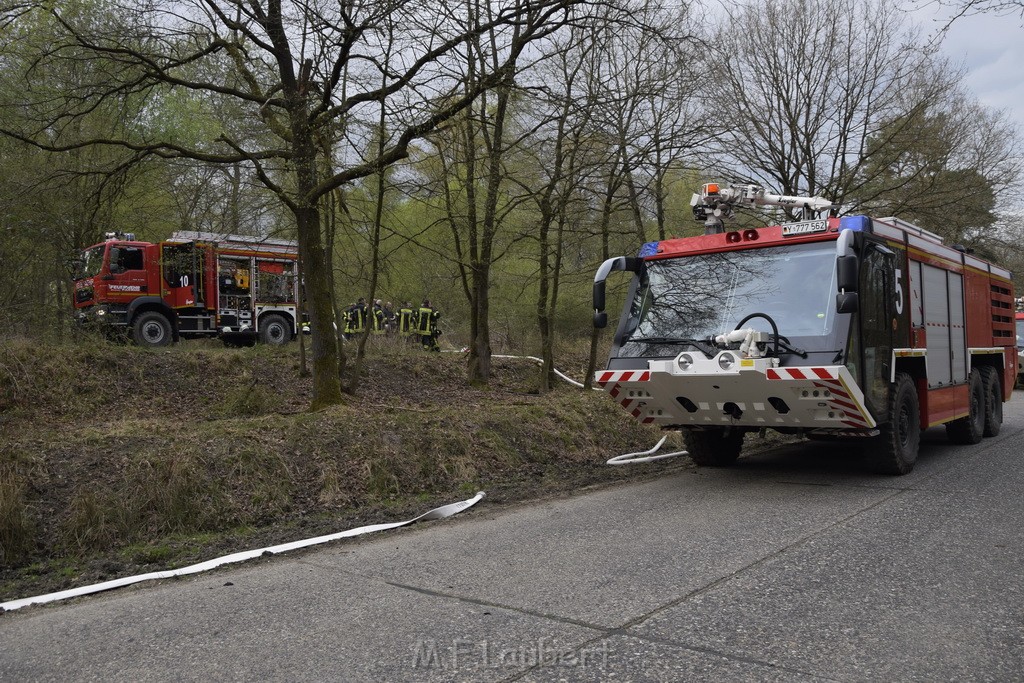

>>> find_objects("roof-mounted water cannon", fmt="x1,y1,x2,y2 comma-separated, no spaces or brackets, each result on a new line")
691,183,836,235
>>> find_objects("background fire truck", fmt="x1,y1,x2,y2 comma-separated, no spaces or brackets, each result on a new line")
73,230,301,348
593,184,1016,475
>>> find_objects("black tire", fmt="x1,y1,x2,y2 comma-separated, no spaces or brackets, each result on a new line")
946,368,985,445
131,311,172,348
683,427,744,467
259,314,291,346
979,365,1002,437
866,372,920,475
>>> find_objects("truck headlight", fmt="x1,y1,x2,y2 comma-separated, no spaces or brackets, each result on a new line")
718,352,736,370
96,308,106,316
676,353,694,371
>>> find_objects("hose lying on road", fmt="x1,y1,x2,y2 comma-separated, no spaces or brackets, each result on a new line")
606,435,689,466
0,491,486,613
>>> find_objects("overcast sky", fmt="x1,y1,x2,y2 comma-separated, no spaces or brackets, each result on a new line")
910,4,1024,132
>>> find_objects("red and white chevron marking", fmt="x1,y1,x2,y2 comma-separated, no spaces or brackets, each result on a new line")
812,380,870,428
769,368,871,428
595,370,651,386
596,371,656,424
766,367,838,380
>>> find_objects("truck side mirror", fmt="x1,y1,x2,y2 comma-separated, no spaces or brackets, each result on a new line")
837,256,858,293
836,291,859,314
593,256,642,329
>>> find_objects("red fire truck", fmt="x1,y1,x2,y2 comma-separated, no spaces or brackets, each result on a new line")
593,183,1016,474
73,230,301,348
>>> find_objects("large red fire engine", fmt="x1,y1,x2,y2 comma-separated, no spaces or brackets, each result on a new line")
73,230,301,348
593,183,1016,474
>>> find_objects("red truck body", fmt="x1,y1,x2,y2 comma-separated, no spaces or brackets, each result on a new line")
73,231,300,347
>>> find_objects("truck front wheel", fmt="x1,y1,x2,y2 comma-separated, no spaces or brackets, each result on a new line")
132,311,172,348
866,372,920,475
946,368,985,445
259,314,291,346
683,427,744,467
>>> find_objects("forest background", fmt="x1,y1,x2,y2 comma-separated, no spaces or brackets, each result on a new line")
1,0,1023,405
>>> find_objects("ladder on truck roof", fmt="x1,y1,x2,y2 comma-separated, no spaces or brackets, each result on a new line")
876,217,945,244
168,230,298,256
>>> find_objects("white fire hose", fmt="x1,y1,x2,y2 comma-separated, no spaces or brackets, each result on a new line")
490,354,592,389
1,492,485,613
605,435,688,465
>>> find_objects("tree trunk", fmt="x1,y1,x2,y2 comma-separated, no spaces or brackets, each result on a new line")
292,109,343,408
584,168,618,390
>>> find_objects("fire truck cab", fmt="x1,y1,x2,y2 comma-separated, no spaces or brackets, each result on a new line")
73,231,301,348
593,184,1015,475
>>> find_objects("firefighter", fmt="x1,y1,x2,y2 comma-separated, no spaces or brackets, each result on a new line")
397,301,416,338
341,303,354,338
417,299,441,351
345,298,367,339
370,299,386,335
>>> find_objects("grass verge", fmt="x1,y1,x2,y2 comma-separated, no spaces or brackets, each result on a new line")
0,340,688,601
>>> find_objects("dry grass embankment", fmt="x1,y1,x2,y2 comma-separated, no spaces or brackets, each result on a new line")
0,337,687,601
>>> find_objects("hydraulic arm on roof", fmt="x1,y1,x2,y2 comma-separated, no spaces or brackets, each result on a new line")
691,183,836,234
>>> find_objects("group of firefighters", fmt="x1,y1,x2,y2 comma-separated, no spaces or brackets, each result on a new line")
342,298,442,351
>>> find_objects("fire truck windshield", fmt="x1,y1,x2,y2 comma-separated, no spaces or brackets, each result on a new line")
78,246,106,279
618,241,838,358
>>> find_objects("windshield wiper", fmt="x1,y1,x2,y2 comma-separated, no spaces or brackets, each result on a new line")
628,337,717,356
775,338,808,358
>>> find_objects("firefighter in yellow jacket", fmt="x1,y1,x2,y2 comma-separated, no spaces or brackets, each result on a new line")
417,299,441,351
397,301,416,338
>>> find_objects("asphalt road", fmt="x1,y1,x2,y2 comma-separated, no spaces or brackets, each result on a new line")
3,396,1023,682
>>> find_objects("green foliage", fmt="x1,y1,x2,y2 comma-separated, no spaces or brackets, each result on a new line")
856,108,1002,245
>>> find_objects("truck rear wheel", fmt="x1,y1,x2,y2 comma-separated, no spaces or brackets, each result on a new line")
259,314,291,346
979,366,1002,437
683,427,744,467
866,372,920,475
132,311,172,348
946,368,985,445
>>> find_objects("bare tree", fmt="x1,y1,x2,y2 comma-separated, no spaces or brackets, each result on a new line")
932,0,1024,21
708,0,943,211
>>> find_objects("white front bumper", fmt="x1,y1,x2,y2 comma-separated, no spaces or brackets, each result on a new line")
595,356,876,431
